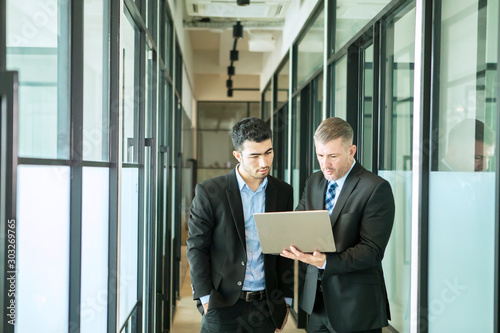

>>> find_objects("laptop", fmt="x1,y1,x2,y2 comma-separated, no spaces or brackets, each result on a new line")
253,210,336,254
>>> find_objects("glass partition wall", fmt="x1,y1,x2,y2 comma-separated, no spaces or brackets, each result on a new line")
2,0,181,332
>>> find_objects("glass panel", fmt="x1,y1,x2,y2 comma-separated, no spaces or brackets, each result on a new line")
428,0,497,331
6,0,70,159
197,131,235,169
197,102,248,130
277,59,290,110
312,75,324,173
362,44,374,170
263,84,272,121
379,5,415,333
16,166,70,332
119,167,139,327
249,102,260,119
84,0,109,162
297,9,324,88
122,10,139,163
333,56,347,118
334,0,391,52
81,167,109,333
291,95,301,208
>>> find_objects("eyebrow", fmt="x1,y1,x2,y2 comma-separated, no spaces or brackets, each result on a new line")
249,148,273,156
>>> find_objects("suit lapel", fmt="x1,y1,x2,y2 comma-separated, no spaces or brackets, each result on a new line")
265,177,277,212
315,177,329,210
226,169,246,250
330,163,362,226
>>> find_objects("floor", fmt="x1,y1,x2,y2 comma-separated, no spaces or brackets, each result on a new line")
170,270,306,333
170,268,391,333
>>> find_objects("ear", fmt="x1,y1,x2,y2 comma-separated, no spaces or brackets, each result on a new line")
349,145,357,158
233,150,242,163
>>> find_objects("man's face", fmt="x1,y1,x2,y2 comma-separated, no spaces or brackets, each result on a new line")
315,138,356,181
474,140,495,172
233,139,274,181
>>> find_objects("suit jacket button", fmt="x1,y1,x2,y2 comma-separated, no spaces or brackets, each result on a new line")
241,261,245,266
237,281,242,286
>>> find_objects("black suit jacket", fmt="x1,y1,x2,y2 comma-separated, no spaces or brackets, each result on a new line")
297,162,395,333
186,168,294,328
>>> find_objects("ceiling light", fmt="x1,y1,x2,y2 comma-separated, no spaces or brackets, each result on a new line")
237,0,250,6
227,89,233,97
226,79,233,88
230,50,239,61
233,21,243,38
227,65,235,76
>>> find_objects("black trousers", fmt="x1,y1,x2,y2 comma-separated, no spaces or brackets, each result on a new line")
308,287,382,333
200,299,276,333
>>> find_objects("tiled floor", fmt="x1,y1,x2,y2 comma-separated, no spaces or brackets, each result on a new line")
170,270,306,333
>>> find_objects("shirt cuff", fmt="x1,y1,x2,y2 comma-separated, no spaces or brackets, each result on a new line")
284,297,292,306
318,258,327,270
200,295,210,305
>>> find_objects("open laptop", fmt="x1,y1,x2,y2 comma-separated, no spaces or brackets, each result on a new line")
253,210,336,254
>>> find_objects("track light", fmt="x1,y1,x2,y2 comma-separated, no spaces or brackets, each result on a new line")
237,0,250,5
227,65,235,76
227,89,233,97
233,21,243,39
226,79,233,88
230,50,239,61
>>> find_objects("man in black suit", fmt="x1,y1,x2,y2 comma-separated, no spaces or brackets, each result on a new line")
281,117,395,333
187,117,294,333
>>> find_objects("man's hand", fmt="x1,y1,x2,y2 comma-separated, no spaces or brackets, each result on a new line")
280,245,326,268
275,305,290,332
203,302,209,314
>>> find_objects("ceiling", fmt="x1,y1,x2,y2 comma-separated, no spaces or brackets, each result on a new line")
183,0,292,77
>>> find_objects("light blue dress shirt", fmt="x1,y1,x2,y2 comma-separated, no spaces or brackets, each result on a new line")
235,166,268,291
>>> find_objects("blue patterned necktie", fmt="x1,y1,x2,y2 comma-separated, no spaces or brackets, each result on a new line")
325,181,338,215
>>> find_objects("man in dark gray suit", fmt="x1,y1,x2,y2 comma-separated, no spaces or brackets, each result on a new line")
281,117,395,333
187,117,294,333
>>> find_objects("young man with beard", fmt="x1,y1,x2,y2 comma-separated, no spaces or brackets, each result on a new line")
187,117,294,333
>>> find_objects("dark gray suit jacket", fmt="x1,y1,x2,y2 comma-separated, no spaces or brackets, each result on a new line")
297,162,395,333
186,168,294,328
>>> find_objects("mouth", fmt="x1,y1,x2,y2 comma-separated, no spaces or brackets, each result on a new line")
258,168,269,174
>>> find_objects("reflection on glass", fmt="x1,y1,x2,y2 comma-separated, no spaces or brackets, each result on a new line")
379,5,415,333
84,0,109,162
6,0,70,159
333,56,347,118
119,168,139,327
428,0,497,331
277,59,290,110
198,102,249,130
122,10,138,163
362,44,374,170
334,0,391,52
291,95,301,208
16,166,70,332
297,9,324,88
81,167,109,333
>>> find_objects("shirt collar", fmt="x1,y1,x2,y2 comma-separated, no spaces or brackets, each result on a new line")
235,164,268,192
329,159,356,188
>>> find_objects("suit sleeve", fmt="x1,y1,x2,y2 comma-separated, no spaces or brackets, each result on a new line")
276,186,295,298
323,180,395,277
186,183,215,300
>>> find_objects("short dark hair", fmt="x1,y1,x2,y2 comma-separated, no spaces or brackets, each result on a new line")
314,117,353,145
231,117,272,152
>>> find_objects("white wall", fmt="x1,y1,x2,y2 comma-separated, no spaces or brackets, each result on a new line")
260,0,321,88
